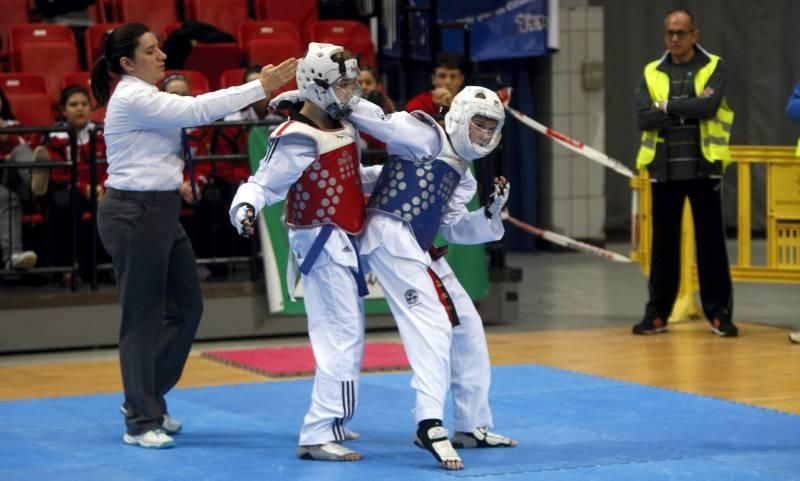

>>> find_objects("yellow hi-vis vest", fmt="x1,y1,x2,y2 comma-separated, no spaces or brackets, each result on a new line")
636,53,734,170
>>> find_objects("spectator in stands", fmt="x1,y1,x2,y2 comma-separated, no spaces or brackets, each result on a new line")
36,85,107,286
356,65,395,159
0,88,39,270
91,22,295,449
215,64,285,155
358,65,396,114
161,73,211,205
404,54,464,118
161,73,216,280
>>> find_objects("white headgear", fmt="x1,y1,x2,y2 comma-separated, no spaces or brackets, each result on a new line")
444,86,505,161
296,42,361,119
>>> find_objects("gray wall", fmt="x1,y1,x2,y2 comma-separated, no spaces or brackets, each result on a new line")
591,0,800,232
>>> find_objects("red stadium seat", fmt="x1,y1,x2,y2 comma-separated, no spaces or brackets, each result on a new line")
246,38,302,69
61,71,91,92
17,42,81,104
239,20,300,48
8,23,77,71
5,93,54,126
84,23,122,68
258,0,318,43
219,68,246,88
0,1,29,59
161,69,210,96
183,43,242,90
114,0,179,40
307,20,376,68
0,73,46,95
187,0,250,36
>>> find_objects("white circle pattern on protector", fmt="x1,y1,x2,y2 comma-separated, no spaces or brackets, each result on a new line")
389,189,397,197
302,192,310,200
317,180,326,188
321,169,329,178
326,187,334,196
338,150,355,179
337,185,343,193
321,198,330,207
332,195,340,204
316,209,325,217
309,172,318,181
327,207,336,215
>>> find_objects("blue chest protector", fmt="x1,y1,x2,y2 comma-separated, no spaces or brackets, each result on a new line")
367,156,462,251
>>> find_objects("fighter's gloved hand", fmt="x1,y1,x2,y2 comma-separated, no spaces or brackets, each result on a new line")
485,177,510,219
233,203,257,237
268,90,302,112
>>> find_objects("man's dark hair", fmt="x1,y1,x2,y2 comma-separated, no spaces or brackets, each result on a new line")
433,53,464,73
666,8,695,27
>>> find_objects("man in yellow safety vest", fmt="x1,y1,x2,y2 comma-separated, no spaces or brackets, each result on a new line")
632,8,737,337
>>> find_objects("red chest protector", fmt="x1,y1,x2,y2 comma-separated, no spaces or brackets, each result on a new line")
272,119,365,234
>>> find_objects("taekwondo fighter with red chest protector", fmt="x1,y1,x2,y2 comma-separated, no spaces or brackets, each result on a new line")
229,43,382,462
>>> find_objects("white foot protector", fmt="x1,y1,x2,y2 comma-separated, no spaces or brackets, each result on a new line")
414,425,463,470
296,442,363,461
451,427,518,448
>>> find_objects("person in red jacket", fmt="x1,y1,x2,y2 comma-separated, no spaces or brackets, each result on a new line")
356,65,395,157
37,85,107,285
404,54,464,118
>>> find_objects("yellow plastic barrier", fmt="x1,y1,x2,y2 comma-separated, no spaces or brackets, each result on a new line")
630,146,800,322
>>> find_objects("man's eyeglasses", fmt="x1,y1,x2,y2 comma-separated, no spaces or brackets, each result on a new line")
664,29,695,39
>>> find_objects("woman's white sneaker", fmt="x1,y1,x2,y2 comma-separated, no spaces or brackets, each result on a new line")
161,414,182,435
123,429,175,448
119,405,182,434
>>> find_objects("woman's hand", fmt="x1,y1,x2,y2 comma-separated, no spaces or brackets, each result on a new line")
180,180,202,204
260,58,298,95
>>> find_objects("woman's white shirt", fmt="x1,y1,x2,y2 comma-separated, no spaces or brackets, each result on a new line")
103,74,265,191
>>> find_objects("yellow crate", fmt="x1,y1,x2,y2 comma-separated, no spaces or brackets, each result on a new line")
768,164,800,220
775,221,800,268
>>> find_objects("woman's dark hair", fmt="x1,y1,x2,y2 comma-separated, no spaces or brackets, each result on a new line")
59,85,91,110
0,88,15,121
90,22,150,106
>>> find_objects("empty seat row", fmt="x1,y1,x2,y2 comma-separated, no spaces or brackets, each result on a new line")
5,19,375,93
0,68,279,126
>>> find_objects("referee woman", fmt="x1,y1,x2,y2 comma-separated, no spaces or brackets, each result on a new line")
91,23,296,449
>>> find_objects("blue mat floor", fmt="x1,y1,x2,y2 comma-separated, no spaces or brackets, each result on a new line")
1,364,798,481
